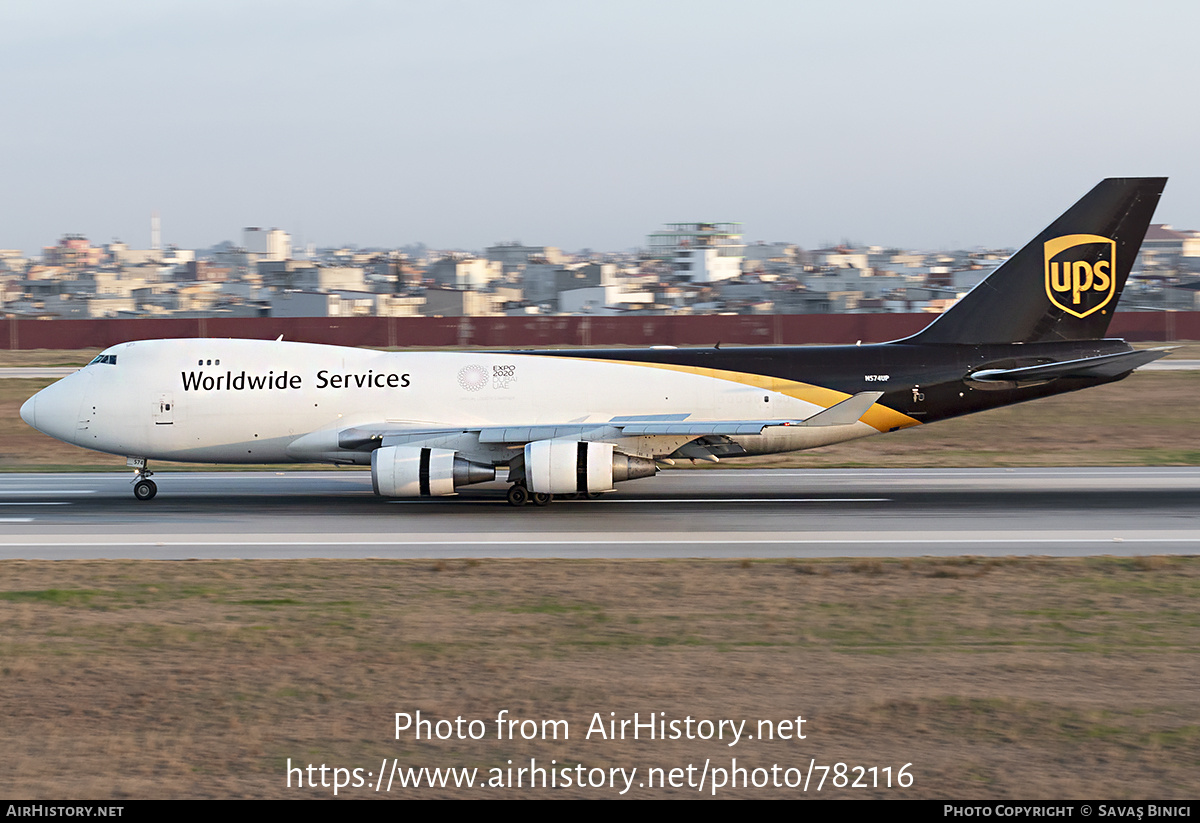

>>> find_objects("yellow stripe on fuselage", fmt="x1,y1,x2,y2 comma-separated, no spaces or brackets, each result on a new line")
566,357,922,432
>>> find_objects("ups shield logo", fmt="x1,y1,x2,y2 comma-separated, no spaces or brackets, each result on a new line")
1044,234,1116,319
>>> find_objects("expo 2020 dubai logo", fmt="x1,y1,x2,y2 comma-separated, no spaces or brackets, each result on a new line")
457,364,489,392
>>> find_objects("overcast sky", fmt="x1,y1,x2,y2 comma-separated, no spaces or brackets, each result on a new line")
3,0,1198,255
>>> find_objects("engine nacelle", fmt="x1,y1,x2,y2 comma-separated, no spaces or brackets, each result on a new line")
524,439,657,494
371,446,495,497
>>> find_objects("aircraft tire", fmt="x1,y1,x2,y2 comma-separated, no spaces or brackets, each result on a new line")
506,484,529,507
134,479,158,501
531,492,552,506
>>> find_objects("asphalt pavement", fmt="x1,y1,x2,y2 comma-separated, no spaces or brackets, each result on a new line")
1,468,1196,559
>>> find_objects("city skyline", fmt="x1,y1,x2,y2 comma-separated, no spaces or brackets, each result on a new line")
4,1,1199,255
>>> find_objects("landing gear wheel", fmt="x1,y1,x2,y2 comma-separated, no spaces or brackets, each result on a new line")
506,484,529,507
531,492,552,507
133,479,158,501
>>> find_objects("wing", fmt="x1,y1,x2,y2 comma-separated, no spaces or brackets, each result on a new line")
299,390,888,497
336,390,885,452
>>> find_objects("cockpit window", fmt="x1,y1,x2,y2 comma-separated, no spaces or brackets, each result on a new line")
88,354,117,366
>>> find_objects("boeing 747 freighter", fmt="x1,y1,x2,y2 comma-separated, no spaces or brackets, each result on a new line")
21,178,1169,505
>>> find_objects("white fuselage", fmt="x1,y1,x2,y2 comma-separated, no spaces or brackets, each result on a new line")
21,338,882,466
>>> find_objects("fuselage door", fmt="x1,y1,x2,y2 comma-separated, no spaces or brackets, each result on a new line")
154,393,175,426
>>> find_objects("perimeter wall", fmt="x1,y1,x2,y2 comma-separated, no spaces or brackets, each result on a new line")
2,312,1197,350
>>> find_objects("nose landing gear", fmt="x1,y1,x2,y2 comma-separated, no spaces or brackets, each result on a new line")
134,478,157,500
130,461,157,501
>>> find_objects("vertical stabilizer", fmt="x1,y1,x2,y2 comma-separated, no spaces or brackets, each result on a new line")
909,178,1166,344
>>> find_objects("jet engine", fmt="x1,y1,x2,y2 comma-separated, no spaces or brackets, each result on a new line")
523,439,657,494
371,445,495,497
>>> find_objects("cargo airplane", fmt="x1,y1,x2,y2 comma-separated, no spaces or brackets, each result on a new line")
20,178,1169,506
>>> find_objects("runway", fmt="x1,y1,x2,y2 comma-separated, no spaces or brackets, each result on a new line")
0,468,1197,559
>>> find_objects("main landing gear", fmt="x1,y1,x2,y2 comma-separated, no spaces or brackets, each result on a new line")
506,483,552,507
132,465,157,501
506,484,528,506
505,485,601,507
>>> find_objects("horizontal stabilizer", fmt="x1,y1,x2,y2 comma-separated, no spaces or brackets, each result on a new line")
970,349,1170,383
798,391,885,427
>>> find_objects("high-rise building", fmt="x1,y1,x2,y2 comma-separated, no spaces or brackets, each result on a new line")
243,227,291,261
43,234,102,270
647,222,744,282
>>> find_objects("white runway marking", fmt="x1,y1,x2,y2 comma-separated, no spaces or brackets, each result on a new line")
387,497,892,505
0,490,96,495
593,497,892,503
0,502,70,506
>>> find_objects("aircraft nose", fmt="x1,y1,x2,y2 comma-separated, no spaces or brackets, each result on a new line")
20,373,89,444
20,394,36,428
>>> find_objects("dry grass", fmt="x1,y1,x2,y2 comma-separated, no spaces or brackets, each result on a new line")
1,557,1196,798
0,348,100,367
